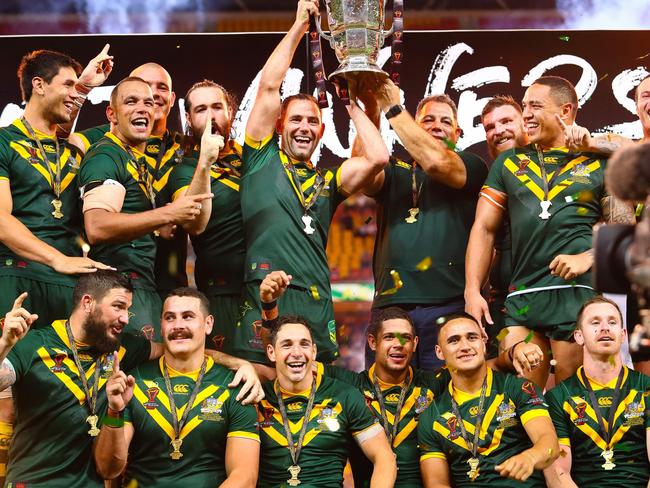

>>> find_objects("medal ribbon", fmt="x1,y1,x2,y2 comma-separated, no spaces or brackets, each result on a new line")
275,379,317,468
410,161,424,210
21,117,62,198
580,367,625,450
372,369,411,447
280,153,326,215
449,378,488,460
122,143,157,209
389,0,404,86
162,357,208,441
63,320,101,416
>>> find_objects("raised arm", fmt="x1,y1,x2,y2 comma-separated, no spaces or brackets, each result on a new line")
375,79,466,189
246,0,318,141
464,194,505,325
0,293,38,391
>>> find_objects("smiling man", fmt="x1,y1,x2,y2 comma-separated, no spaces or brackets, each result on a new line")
544,297,650,488
95,287,260,487
418,313,559,487
237,0,389,370
465,76,635,387
78,77,213,340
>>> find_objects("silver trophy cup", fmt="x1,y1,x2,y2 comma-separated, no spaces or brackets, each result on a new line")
316,0,394,82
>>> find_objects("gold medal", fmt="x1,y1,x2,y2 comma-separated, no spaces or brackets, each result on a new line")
405,207,419,223
170,438,183,460
87,414,100,437
601,449,615,470
287,465,301,486
51,198,64,219
467,456,480,480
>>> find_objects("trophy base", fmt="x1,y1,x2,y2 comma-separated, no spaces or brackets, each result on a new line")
328,56,389,83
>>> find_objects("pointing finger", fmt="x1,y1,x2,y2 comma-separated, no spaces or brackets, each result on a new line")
204,109,213,135
113,351,120,373
12,292,28,311
554,113,568,130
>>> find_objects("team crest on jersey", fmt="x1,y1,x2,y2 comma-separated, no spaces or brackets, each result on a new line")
623,401,644,426
256,406,276,428
249,320,264,350
199,397,224,421
317,407,340,431
144,386,160,410
211,335,226,351
573,402,588,426
140,325,155,341
446,415,460,440
51,351,68,373
414,394,430,414
496,401,518,428
570,163,591,184
522,381,544,406
515,158,531,176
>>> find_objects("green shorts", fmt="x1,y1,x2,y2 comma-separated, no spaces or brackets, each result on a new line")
0,273,74,330
504,286,597,341
128,288,162,341
231,281,339,365
486,293,507,360
205,293,242,354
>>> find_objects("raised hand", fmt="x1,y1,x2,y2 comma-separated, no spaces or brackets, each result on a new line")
165,193,213,225
105,351,135,412
260,270,292,304
199,110,225,166
0,292,38,348
51,255,115,275
296,0,319,28
79,43,114,88
555,114,592,152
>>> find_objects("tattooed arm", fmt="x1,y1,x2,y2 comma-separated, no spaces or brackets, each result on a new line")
600,195,637,224
0,292,38,391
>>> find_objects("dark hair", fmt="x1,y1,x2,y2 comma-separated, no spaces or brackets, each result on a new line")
416,94,458,123
268,315,314,346
279,93,321,127
635,73,650,102
184,79,237,123
481,95,522,122
71,270,133,309
17,49,82,102
576,296,624,329
165,287,210,316
368,306,415,338
435,312,482,343
110,76,149,107
532,75,578,118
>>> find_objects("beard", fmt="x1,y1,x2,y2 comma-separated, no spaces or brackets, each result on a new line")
83,309,121,354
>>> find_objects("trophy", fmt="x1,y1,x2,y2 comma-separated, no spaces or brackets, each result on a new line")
314,0,400,83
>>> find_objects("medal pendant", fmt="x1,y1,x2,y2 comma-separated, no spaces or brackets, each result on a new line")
539,200,552,220
86,414,100,437
51,198,64,219
601,449,615,470
301,215,315,235
404,207,419,224
467,457,480,481
170,438,184,460
287,465,301,486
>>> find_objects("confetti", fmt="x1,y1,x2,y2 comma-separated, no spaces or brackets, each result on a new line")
577,207,589,215
559,35,570,42
570,281,577,287
436,316,446,325
577,191,594,202
516,305,530,316
442,138,456,150
608,355,616,366
380,270,404,295
364,216,373,224
637,52,650,60
416,256,432,272
395,332,406,346
598,73,609,82
635,203,644,217
496,329,510,342
550,359,557,366
516,284,526,291
524,330,535,343
310,285,321,301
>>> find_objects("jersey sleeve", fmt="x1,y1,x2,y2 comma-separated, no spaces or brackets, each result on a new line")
641,374,650,430
328,165,347,209
5,330,41,380
225,388,261,442
459,151,488,194
343,383,378,435
0,135,11,180
78,145,124,190
417,403,446,461
417,368,452,399
545,385,571,446
163,158,196,203
118,334,152,372
241,132,279,176
509,376,551,426
317,362,365,390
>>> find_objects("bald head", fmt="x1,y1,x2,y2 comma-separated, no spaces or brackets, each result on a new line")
129,63,175,129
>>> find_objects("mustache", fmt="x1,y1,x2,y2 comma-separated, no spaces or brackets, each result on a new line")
167,329,193,341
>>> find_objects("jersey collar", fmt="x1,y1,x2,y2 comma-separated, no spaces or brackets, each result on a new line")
13,118,53,140
279,149,314,170
278,362,323,398
52,319,91,350
368,363,413,389
105,131,149,161
577,365,628,390
157,354,215,380
448,367,493,405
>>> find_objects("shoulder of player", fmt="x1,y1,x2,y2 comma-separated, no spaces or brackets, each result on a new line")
623,367,650,389
205,361,236,385
319,375,364,400
413,367,451,391
83,136,127,162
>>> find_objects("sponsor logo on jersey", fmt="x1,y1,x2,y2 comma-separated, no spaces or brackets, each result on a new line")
446,415,460,440
51,352,67,373
140,325,155,341
256,406,275,428
515,158,531,176
287,402,304,412
146,144,160,154
173,384,190,394
573,402,588,426
597,396,612,407
385,393,400,403
522,381,544,406
144,386,160,410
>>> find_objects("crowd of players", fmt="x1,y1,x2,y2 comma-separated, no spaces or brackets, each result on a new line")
0,0,648,485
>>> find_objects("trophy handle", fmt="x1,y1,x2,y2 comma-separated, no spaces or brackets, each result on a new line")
314,12,332,42
382,0,395,39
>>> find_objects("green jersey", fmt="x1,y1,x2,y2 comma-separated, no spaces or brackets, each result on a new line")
79,133,160,289
483,145,606,294
546,366,650,487
418,368,549,487
123,356,259,487
372,154,487,307
0,119,84,285
257,370,380,487
74,123,110,153
241,133,345,298
164,142,245,295
320,362,451,487
5,320,151,487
